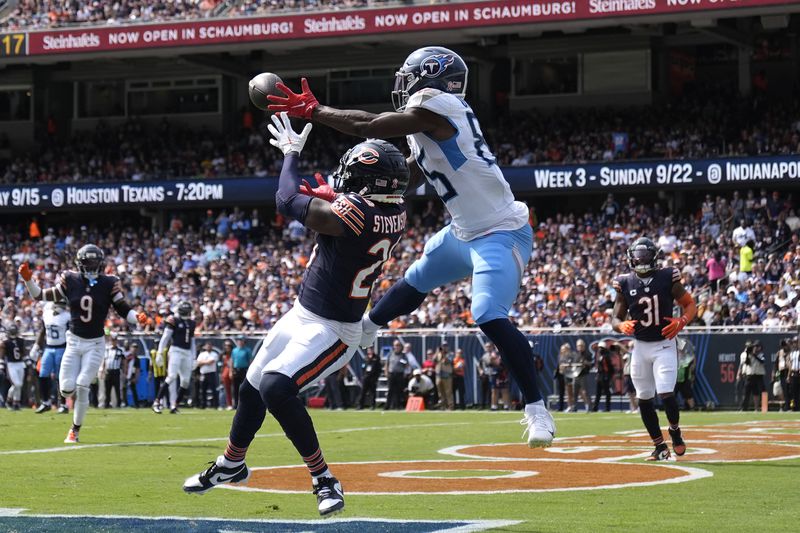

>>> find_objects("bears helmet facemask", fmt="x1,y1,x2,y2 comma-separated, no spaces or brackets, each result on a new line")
177,301,193,318
627,237,662,276
333,139,409,203
391,46,468,112
75,244,105,281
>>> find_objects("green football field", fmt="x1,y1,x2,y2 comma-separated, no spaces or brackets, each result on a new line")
0,407,798,532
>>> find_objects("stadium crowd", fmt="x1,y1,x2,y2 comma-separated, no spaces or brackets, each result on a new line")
2,93,798,185
1,190,798,336
0,0,434,29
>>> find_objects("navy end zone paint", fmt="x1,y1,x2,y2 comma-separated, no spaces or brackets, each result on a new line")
0,515,518,533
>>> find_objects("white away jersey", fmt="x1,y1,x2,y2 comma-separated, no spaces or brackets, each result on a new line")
406,88,529,241
43,305,70,346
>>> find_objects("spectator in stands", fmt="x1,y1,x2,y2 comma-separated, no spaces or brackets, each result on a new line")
739,239,755,282
230,336,252,409
733,220,756,248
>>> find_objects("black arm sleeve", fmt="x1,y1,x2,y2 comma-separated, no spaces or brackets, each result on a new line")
113,299,133,318
275,152,313,223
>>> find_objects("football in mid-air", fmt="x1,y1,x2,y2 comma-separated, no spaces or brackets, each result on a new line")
248,72,284,111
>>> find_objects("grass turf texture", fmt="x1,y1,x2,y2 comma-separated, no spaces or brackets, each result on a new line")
0,409,797,532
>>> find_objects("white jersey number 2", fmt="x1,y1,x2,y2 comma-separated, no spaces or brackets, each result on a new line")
350,239,397,299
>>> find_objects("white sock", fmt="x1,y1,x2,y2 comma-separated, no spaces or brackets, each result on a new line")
217,455,244,468
312,468,332,481
525,400,545,414
169,381,178,409
73,386,90,427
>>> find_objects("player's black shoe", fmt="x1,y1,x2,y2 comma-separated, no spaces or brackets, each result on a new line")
152,403,162,414
57,404,69,414
669,427,687,456
170,407,180,414
312,476,345,517
183,456,251,495
645,443,671,461
35,403,52,414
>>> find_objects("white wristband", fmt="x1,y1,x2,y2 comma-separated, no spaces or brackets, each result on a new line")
24,279,42,299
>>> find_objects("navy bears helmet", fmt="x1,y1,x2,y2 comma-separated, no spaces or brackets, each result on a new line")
333,140,409,203
627,237,662,276
75,244,105,280
177,301,192,318
391,46,468,111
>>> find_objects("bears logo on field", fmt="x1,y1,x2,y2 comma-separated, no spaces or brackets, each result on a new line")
229,421,800,495
420,54,455,78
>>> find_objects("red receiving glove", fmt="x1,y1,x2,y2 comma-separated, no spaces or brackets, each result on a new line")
661,316,688,340
618,320,637,336
18,263,32,281
136,312,148,327
267,78,319,120
299,172,336,203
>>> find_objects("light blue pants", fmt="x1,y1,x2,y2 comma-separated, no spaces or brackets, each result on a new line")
405,223,532,324
39,346,66,378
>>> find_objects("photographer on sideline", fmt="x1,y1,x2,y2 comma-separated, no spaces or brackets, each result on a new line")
407,369,435,409
739,339,766,411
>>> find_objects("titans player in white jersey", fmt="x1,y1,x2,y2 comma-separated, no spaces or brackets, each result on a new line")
33,302,71,413
269,46,555,446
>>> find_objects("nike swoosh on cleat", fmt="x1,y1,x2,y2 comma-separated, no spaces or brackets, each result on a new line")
209,469,245,484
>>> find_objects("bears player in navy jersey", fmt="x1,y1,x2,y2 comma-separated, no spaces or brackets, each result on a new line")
18,245,147,443
1,324,27,411
612,237,697,461
154,300,196,414
268,46,555,447
183,113,408,517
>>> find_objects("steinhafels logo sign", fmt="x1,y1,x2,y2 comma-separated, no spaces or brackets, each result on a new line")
589,0,656,14
42,32,100,50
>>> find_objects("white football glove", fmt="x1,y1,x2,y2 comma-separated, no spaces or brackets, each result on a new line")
155,353,165,368
267,112,312,155
29,344,41,362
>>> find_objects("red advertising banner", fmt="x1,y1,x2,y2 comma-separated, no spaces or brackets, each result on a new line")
17,0,800,56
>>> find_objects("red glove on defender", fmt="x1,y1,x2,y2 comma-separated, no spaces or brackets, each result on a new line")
618,320,637,336
18,263,32,281
267,78,319,120
299,173,336,203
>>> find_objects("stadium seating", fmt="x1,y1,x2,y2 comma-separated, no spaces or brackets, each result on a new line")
2,93,798,185
0,0,422,29
2,190,797,334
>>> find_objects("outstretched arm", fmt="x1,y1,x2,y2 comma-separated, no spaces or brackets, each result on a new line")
18,264,66,302
266,77,453,139
269,112,349,237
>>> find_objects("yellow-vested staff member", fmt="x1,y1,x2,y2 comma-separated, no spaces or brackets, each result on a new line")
151,347,167,413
